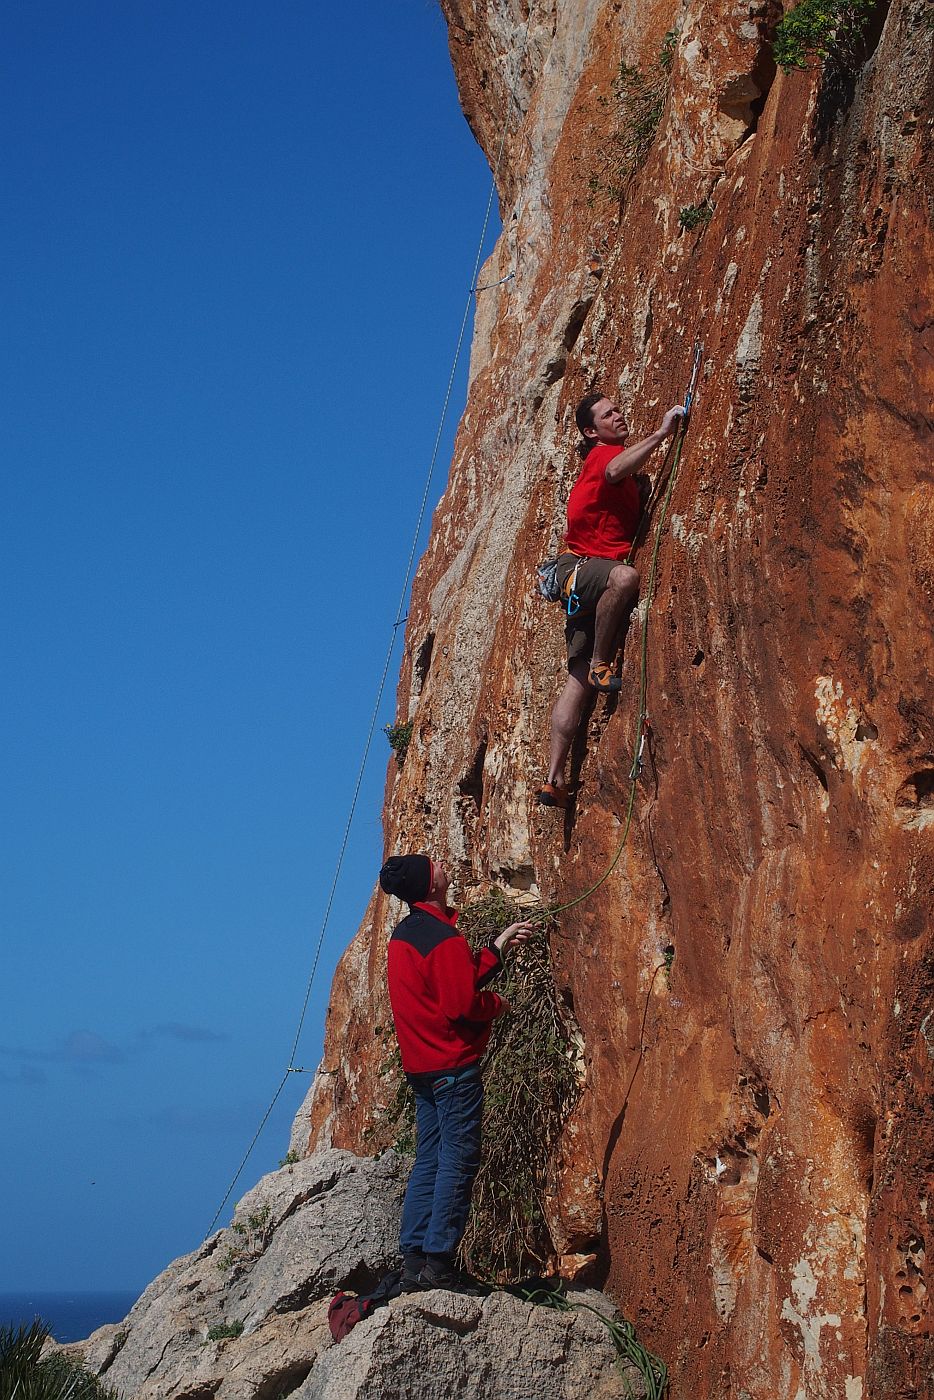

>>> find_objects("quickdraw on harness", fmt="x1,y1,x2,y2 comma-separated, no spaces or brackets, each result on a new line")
563,555,586,617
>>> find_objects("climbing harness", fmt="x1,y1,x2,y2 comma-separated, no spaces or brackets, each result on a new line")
540,341,704,923
536,552,588,616
205,9,536,1239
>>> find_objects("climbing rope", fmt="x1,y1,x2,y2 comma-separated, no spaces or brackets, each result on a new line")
541,341,704,923
518,1287,668,1399
205,11,536,1238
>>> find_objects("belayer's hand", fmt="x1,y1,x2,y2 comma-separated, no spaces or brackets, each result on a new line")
494,920,534,955
660,405,686,436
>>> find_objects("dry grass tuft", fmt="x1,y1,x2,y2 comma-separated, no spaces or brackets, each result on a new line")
456,888,582,1280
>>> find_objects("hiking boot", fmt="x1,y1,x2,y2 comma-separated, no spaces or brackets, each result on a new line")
536,781,569,809
589,662,623,693
416,1261,488,1295
400,1252,427,1293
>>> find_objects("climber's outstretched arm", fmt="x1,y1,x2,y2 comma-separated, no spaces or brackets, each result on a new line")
603,405,685,484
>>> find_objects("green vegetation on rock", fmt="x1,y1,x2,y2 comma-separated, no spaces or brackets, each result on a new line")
384,720,414,768
206,1321,244,1342
0,1320,120,1400
679,201,714,231
773,0,875,71
216,1205,274,1272
587,31,679,203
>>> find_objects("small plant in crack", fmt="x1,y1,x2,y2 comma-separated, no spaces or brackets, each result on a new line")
582,30,679,205
679,200,714,231
384,720,414,768
216,1205,273,1272
206,1320,244,1342
367,1035,417,1157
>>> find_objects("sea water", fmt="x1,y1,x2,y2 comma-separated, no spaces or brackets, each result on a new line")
0,1292,140,1345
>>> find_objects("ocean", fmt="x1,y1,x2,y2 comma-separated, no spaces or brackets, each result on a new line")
0,1292,140,1345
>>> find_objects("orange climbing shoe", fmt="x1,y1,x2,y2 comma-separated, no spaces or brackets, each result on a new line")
589,662,623,692
536,782,569,809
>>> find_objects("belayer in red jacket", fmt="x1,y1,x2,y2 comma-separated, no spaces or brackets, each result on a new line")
379,852,531,1291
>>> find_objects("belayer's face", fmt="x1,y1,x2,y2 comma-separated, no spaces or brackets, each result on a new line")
587,397,628,446
430,860,450,902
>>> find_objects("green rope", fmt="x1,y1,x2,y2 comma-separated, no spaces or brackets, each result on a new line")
519,1284,668,1398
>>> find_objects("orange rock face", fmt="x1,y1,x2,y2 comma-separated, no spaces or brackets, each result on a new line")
298,1,934,1395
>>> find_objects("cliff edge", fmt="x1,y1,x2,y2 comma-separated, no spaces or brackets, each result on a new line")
295,0,934,1396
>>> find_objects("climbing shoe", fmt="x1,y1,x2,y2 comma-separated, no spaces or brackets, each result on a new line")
536,782,569,809
416,1261,488,1295
589,662,623,693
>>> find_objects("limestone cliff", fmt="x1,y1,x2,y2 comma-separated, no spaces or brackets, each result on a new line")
295,0,934,1395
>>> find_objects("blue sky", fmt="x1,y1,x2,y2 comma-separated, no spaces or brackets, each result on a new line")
1,1,497,1291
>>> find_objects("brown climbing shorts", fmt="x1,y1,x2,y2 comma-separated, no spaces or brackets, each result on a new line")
554,553,634,671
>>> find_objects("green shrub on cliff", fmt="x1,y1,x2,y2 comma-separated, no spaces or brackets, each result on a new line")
613,32,679,181
384,720,414,768
773,0,875,70
679,200,714,230
0,1320,120,1400
205,1320,244,1342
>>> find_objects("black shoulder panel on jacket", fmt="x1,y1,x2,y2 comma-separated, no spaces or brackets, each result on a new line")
390,908,460,959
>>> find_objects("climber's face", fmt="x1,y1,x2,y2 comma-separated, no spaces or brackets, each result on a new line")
586,397,629,446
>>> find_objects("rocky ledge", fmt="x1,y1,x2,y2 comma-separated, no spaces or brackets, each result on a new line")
63,1149,649,1400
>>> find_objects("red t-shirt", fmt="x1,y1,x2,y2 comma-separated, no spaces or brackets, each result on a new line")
564,441,640,560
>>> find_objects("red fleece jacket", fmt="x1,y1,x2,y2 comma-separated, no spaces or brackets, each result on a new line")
386,902,503,1075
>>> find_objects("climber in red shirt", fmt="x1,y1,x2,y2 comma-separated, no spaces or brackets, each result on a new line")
380,852,532,1292
537,392,684,809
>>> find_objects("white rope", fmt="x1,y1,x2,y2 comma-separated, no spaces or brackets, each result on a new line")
206,7,537,1236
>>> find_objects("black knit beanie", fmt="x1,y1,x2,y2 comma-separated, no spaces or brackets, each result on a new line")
379,853,432,905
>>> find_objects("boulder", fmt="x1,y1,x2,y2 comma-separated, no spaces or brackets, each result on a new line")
76,1149,404,1399
298,1287,647,1400
68,1148,640,1400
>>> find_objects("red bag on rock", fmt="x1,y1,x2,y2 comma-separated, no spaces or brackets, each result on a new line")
327,1290,373,1341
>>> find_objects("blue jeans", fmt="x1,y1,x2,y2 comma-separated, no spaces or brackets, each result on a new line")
399,1064,483,1259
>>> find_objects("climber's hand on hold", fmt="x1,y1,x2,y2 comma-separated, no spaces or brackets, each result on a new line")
660,405,686,437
